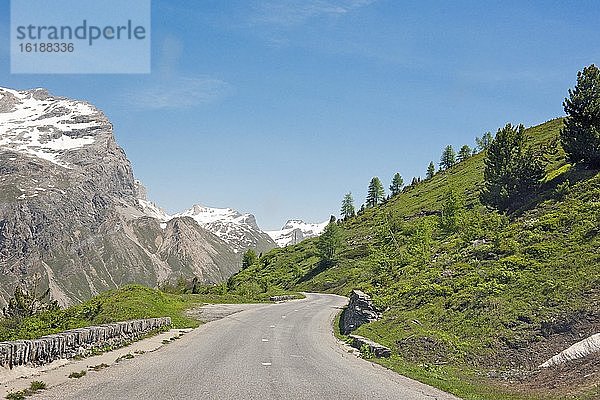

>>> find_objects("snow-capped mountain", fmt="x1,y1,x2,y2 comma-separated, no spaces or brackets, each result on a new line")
174,204,276,254
0,87,106,168
133,180,275,253
0,87,240,306
267,219,329,247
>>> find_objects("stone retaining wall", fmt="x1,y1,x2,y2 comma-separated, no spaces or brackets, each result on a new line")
0,317,171,369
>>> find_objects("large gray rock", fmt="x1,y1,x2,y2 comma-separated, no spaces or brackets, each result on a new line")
340,290,381,335
348,334,391,358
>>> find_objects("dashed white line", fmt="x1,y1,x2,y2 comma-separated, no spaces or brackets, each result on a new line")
261,362,272,366
262,338,269,342
269,325,276,328
281,315,286,319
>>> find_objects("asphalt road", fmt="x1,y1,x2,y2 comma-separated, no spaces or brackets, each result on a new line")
35,293,459,400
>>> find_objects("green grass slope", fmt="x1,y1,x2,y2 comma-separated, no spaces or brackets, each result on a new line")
229,118,600,399
0,284,256,341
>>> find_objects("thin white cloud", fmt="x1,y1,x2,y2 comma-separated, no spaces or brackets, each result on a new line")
124,77,232,110
250,0,376,27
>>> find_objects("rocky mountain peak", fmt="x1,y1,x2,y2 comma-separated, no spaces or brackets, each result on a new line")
266,219,329,247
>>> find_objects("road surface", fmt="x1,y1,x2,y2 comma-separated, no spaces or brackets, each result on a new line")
35,293,459,400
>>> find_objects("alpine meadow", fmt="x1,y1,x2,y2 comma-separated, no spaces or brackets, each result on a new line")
227,66,600,400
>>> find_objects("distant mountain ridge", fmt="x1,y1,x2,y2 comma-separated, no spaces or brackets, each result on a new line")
132,182,277,254
266,219,329,247
173,204,276,254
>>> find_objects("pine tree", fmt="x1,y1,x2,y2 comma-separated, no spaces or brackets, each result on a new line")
561,64,600,168
458,145,472,162
366,177,385,207
389,173,404,196
426,161,435,179
241,249,258,269
316,222,343,265
411,177,418,186
475,132,494,152
481,123,546,211
440,145,456,170
439,190,464,233
340,192,355,219
2,275,58,319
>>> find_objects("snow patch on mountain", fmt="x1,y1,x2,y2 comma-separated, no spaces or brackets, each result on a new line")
174,204,274,253
138,198,170,222
134,180,170,222
266,219,329,247
0,87,105,168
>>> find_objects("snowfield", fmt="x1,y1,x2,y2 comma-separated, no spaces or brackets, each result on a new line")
0,87,104,168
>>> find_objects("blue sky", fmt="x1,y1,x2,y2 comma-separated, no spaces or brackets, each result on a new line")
1,0,599,229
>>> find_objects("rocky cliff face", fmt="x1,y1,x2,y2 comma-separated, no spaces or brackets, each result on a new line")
0,87,239,307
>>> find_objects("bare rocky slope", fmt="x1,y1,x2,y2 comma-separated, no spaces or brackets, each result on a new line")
0,87,244,306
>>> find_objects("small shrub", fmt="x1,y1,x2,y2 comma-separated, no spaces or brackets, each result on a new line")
68,370,87,379
88,363,109,371
5,392,25,400
4,381,46,399
359,344,375,359
28,381,46,391
555,179,571,198
115,353,134,363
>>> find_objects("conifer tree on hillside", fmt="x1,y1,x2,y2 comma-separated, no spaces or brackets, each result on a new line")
340,192,356,219
366,177,385,207
389,173,404,196
561,64,600,168
316,222,343,265
440,145,456,170
426,161,435,179
2,275,58,319
476,132,494,152
241,249,258,269
439,190,464,233
458,145,472,162
481,123,546,211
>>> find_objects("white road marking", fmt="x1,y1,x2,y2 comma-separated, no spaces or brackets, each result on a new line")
262,338,269,342
269,325,276,328
261,362,272,366
281,315,286,319
294,309,298,312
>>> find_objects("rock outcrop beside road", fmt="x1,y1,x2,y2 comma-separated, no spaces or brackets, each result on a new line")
340,290,381,334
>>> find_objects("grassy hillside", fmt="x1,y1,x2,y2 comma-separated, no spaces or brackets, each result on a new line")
228,118,600,399
0,284,257,341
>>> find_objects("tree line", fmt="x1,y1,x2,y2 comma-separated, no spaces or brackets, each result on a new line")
339,64,600,217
